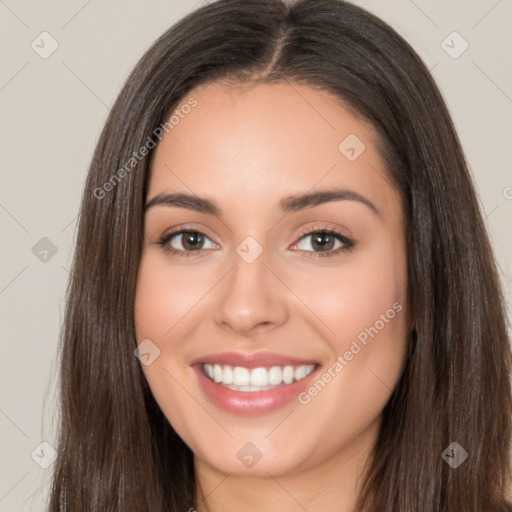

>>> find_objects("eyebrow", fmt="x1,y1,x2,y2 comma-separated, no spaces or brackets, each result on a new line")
144,188,381,218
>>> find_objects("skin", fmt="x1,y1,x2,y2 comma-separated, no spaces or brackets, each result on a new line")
134,80,410,512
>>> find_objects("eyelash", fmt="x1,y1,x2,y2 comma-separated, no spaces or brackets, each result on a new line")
156,226,354,259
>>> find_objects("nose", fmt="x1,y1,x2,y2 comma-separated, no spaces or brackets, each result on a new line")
213,248,289,336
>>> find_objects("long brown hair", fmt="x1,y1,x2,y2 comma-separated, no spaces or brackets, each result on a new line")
47,0,512,510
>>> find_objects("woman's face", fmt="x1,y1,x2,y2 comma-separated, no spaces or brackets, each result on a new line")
134,81,409,479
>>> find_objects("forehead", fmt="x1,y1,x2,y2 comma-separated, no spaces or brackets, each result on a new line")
147,81,398,219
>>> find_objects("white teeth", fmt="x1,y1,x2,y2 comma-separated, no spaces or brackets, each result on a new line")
202,363,316,391
233,367,250,386
268,366,282,385
213,364,223,383
250,367,268,386
223,365,233,385
294,365,307,381
283,366,294,384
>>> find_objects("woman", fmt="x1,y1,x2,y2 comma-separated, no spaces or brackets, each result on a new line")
48,0,512,510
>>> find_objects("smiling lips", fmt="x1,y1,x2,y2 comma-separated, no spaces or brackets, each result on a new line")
191,351,320,414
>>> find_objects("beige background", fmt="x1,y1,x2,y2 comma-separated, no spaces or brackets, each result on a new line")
0,0,511,510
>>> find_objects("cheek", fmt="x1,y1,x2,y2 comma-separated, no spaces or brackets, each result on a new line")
288,239,408,399
133,255,202,441
134,254,211,340
134,261,158,339
134,258,172,340
287,252,408,447
290,248,407,346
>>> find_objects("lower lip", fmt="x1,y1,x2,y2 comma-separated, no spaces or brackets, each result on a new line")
193,364,319,415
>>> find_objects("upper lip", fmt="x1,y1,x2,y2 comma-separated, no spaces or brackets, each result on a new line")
190,351,319,369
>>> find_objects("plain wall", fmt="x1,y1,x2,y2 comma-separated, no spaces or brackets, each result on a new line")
0,0,510,510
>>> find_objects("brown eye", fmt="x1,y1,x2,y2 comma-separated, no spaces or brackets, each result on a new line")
291,228,354,258
157,229,217,257
180,231,205,250
309,232,336,252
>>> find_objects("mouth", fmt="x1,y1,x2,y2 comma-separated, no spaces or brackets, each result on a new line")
202,362,316,391
191,352,320,415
